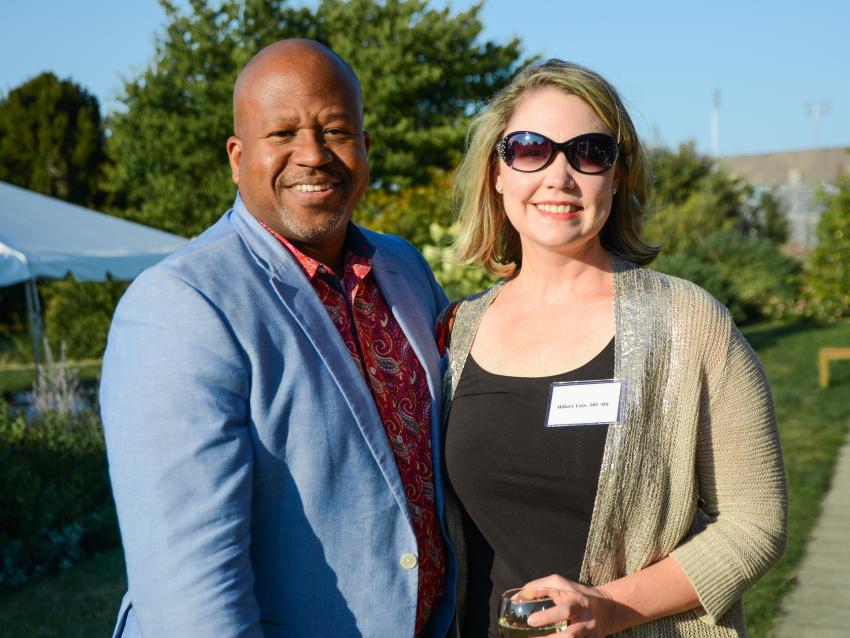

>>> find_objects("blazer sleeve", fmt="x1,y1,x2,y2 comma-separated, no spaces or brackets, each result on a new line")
669,320,788,623
101,268,263,637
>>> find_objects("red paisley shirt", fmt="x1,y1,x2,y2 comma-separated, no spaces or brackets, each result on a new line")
264,223,445,636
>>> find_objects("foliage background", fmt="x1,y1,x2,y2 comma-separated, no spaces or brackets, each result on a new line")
1,1,846,359
0,404,117,590
800,175,850,320
0,72,105,208
104,0,526,237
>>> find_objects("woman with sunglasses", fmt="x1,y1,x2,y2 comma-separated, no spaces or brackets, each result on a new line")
440,59,787,637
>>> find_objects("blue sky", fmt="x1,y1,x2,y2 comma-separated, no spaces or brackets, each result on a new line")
1,0,848,157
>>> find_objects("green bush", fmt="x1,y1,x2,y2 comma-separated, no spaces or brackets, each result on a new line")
653,230,799,324
39,278,128,360
802,175,850,320
422,222,499,301
354,168,500,301
355,167,458,249
0,402,118,589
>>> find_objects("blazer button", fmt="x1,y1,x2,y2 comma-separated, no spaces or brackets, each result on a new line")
399,553,418,570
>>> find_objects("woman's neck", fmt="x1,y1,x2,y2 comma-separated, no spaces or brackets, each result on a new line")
508,239,613,304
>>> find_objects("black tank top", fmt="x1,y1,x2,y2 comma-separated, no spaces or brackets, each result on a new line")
445,338,614,637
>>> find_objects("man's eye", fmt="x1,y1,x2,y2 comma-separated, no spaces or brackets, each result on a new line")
271,130,294,138
324,128,349,137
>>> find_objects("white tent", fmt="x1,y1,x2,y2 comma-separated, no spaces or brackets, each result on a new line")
0,180,188,363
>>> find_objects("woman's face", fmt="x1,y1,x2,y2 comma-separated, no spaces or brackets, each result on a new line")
495,87,618,260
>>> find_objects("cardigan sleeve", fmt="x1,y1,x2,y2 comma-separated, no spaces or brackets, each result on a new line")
669,321,788,623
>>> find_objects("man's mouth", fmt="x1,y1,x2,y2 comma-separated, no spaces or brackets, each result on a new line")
290,183,334,192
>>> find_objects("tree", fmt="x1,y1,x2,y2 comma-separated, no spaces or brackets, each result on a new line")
355,166,457,248
646,143,792,251
0,72,105,207
644,143,755,253
755,189,789,245
103,0,278,236
802,175,850,320
645,143,800,323
315,0,523,187
646,142,714,208
104,0,526,238
653,231,798,324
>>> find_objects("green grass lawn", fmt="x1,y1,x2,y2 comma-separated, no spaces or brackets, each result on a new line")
742,320,850,637
0,321,847,636
0,360,101,394
0,549,125,638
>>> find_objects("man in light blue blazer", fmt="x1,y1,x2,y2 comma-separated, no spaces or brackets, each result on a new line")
101,39,455,637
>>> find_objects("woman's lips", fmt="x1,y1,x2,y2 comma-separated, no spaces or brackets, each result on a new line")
533,202,582,218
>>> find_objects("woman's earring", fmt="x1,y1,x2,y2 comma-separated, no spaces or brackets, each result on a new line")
495,183,503,193
613,187,618,195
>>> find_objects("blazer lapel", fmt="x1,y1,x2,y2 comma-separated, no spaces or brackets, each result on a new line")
370,249,442,401
230,200,412,522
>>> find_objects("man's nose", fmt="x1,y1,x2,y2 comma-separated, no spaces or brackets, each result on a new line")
291,130,333,166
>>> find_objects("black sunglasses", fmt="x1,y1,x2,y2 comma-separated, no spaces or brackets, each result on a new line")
496,131,622,174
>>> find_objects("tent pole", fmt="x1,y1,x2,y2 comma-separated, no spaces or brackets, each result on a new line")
24,277,43,368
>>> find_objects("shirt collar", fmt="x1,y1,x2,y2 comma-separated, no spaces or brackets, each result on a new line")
261,221,375,281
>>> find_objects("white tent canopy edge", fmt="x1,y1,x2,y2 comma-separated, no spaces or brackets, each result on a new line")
0,180,189,365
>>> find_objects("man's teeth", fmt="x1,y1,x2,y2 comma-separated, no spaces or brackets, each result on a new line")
292,184,332,192
536,204,580,213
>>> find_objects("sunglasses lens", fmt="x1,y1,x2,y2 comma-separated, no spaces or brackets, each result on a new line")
570,134,617,174
501,132,619,173
506,133,553,171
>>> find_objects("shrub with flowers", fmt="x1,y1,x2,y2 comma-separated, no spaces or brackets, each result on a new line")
0,348,117,590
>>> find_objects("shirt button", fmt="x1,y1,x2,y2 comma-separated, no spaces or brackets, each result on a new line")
399,553,418,570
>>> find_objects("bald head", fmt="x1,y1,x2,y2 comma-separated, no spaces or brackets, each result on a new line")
233,39,363,136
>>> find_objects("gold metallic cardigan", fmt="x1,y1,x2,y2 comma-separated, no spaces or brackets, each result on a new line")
442,258,787,637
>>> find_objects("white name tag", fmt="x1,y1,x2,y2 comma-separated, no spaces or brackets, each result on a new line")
546,379,623,427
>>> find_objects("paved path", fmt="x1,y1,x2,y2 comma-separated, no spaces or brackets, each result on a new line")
771,424,850,637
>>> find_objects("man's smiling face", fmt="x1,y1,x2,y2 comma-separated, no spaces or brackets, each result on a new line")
227,42,370,258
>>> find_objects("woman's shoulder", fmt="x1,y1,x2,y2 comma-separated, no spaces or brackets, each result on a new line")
436,283,504,357
621,261,732,321
617,262,737,352
456,283,504,319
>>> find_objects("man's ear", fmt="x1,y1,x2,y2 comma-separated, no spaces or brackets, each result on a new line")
226,136,242,185
363,130,372,153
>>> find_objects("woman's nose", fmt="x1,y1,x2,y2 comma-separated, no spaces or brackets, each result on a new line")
542,151,577,189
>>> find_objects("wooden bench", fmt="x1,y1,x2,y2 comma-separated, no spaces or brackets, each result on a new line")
819,347,850,388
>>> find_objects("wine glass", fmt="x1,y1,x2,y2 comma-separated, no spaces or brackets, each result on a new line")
498,587,567,637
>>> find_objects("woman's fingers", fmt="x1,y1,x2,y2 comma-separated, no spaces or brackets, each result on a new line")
523,573,573,591
527,600,578,627
516,575,615,636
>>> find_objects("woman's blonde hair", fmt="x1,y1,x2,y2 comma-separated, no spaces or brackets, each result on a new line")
454,59,658,277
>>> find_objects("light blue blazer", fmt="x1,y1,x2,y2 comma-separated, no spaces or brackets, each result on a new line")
101,195,455,637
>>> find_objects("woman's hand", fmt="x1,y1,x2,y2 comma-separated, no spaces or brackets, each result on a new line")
521,557,702,636
522,574,617,637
